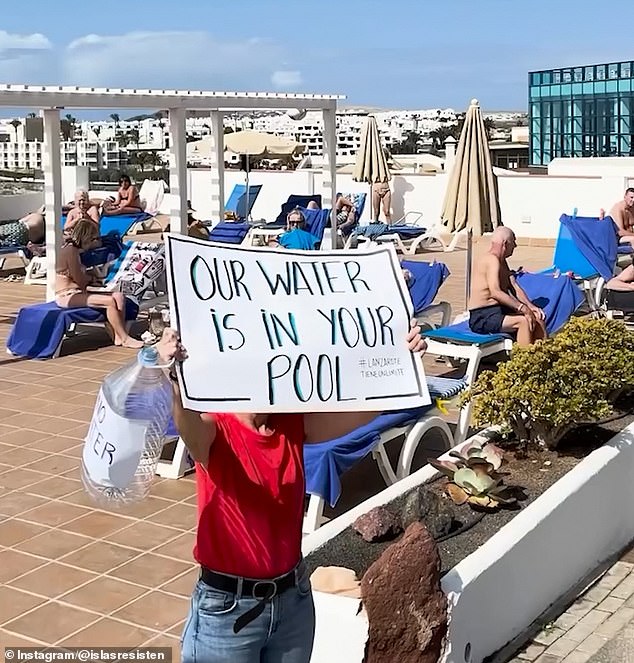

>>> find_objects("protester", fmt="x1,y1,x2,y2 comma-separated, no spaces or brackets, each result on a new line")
155,322,428,663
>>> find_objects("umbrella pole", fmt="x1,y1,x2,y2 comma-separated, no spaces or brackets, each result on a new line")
245,154,250,221
465,228,473,310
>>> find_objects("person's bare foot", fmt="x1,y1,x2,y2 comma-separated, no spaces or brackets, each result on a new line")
119,337,144,349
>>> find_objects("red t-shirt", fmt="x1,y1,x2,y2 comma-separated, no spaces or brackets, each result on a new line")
192,412,306,579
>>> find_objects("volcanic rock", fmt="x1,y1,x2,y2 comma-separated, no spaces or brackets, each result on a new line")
360,521,448,663
353,506,402,543
401,485,454,538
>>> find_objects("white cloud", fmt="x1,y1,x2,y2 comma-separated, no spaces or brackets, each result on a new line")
271,70,303,89
0,30,55,85
0,30,51,51
63,31,289,90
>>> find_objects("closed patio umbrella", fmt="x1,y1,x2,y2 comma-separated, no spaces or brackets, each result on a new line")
353,115,392,221
440,98,502,307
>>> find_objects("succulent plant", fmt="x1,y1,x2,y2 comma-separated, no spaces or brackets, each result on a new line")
429,440,517,510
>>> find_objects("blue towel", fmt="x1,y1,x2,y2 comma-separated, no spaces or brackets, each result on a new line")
425,320,511,345
303,376,467,507
6,298,139,360
278,228,320,250
61,212,151,237
403,259,450,314
423,271,584,346
274,194,322,225
546,214,618,281
515,271,584,334
207,221,250,244
80,232,125,268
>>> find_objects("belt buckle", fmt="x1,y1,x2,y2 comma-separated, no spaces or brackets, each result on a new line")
252,580,277,600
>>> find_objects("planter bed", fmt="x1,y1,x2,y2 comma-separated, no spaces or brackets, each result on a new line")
304,408,634,663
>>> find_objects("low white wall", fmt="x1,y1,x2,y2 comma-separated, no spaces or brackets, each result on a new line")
0,192,44,220
2,165,631,241
303,422,634,663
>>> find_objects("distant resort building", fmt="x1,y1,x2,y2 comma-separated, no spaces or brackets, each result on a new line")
529,59,634,166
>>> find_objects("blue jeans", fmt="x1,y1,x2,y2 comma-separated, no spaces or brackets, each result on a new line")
181,561,315,663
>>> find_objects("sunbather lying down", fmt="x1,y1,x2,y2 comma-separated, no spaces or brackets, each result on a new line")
0,209,45,247
55,218,144,349
606,263,634,291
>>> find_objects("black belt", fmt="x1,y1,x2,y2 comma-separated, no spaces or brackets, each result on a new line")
199,565,298,634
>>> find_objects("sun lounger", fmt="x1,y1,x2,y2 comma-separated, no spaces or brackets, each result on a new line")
403,258,452,329
207,221,252,244
540,213,619,311
23,232,126,285
422,271,584,409
274,194,323,226
6,241,166,360
302,375,468,533
223,183,262,221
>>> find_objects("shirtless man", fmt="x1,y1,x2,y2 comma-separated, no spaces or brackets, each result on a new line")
468,226,546,347
0,207,45,247
102,174,143,216
63,190,100,236
609,188,634,244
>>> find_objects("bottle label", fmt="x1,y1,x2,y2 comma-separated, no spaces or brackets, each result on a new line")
82,387,150,490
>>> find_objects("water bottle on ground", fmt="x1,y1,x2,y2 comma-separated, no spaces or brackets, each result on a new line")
81,345,173,509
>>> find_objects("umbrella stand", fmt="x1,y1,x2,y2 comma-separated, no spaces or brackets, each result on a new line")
465,228,473,310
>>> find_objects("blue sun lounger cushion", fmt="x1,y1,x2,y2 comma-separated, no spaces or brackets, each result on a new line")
207,221,251,244
6,298,139,360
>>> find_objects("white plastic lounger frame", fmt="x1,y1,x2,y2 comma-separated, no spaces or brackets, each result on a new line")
302,396,464,534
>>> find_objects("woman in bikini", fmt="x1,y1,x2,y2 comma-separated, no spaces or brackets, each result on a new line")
55,219,144,349
372,180,392,223
102,174,143,216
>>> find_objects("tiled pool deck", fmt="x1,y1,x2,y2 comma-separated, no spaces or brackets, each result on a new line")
6,238,627,661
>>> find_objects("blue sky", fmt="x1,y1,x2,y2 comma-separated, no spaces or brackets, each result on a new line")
1,0,633,118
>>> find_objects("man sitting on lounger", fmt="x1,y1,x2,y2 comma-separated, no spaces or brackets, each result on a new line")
468,226,546,347
63,190,101,236
101,174,143,216
270,207,320,250
609,188,634,245
0,207,45,248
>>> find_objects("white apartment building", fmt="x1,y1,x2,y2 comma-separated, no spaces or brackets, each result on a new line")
0,140,127,170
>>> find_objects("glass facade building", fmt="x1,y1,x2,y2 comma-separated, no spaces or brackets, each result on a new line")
529,60,634,165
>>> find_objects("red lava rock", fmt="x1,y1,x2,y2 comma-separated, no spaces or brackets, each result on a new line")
360,521,448,663
353,506,402,543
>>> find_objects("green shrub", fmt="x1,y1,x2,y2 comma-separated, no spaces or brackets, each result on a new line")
462,317,634,450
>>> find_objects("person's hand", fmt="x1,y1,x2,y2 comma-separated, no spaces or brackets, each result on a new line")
156,328,188,365
406,319,427,354
529,305,545,321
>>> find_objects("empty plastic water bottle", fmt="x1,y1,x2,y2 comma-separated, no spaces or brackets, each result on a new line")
81,345,173,509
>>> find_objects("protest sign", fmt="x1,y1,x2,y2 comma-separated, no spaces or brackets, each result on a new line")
165,234,430,412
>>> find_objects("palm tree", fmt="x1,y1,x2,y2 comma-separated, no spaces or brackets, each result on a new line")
27,112,37,119
9,119,21,141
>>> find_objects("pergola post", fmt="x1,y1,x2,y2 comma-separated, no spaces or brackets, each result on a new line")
167,107,188,235
321,107,338,249
42,109,63,302
208,110,225,223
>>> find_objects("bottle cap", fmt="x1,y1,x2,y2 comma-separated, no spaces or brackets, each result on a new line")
138,345,159,367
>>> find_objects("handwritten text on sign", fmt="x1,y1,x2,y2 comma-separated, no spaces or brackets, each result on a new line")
165,235,429,412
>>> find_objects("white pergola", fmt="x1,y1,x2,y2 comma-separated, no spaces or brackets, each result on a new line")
0,84,343,300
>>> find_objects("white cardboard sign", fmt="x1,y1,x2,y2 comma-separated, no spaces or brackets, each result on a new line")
82,387,149,489
165,234,430,413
